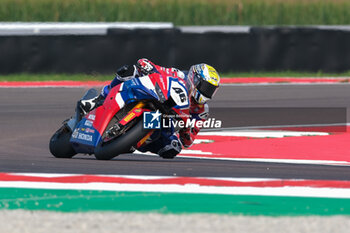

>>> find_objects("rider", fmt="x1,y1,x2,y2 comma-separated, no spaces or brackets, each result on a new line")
80,58,220,158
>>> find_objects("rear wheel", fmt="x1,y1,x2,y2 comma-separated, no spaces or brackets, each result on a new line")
94,120,151,160
49,125,77,158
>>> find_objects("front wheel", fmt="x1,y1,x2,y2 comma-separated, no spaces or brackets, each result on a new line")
49,125,77,158
94,120,151,160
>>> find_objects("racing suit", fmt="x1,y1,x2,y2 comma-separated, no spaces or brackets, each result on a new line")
93,59,209,158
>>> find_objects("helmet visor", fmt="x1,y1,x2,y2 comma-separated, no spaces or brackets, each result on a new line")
197,78,218,98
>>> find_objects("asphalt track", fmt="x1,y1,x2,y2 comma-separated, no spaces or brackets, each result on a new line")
1,84,350,180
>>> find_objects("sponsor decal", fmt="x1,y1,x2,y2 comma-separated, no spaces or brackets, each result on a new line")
159,76,166,89
84,120,93,127
123,112,136,123
77,133,93,142
88,114,95,120
85,128,95,134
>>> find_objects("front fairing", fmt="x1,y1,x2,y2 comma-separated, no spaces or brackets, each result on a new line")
122,76,162,104
70,115,101,154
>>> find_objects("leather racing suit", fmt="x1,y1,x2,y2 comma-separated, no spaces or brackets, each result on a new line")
99,59,209,158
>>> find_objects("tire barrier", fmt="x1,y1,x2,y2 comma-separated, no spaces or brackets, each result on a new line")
1,26,350,74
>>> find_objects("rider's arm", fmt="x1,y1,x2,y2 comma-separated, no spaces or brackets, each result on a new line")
137,58,186,80
101,58,162,97
179,103,209,148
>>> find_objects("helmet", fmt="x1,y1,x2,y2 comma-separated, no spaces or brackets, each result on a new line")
187,64,220,104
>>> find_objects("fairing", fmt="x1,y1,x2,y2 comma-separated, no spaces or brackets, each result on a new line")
70,72,190,154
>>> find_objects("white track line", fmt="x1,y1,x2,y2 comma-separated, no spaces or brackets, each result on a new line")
177,155,350,166
1,181,350,198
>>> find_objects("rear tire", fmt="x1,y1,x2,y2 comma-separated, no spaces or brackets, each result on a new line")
49,125,77,158
94,120,150,160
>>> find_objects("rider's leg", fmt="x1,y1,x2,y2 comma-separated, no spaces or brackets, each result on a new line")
138,130,182,158
79,65,139,113
157,134,182,158
79,95,104,114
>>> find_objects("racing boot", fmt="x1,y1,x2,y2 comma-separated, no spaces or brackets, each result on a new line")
79,95,104,114
158,139,182,159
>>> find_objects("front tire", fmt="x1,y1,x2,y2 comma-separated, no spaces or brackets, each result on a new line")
49,125,77,158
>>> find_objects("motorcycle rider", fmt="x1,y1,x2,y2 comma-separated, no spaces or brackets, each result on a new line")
80,58,220,158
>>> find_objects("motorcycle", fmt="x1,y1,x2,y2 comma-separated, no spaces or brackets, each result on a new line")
49,72,190,160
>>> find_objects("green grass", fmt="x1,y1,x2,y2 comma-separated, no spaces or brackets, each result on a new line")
1,0,350,25
0,71,350,82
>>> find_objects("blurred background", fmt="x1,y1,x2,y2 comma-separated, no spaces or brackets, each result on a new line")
1,0,350,78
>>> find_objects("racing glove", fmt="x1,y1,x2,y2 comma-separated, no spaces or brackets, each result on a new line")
179,128,194,148
136,58,156,75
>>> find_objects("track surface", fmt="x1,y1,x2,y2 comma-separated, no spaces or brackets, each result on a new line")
1,84,350,179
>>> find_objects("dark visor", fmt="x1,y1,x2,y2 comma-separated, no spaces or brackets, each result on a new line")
197,78,218,98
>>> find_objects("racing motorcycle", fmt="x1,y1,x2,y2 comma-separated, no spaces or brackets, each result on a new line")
49,72,190,160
